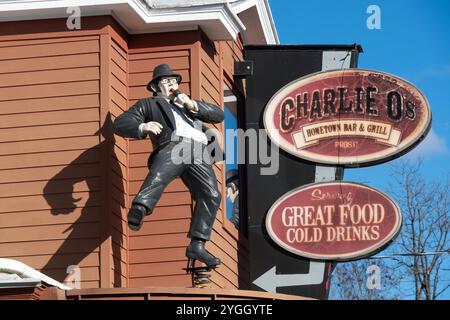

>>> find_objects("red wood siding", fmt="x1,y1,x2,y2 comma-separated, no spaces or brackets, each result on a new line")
0,17,249,291
127,34,193,287
197,33,250,289
0,34,102,289
109,34,129,288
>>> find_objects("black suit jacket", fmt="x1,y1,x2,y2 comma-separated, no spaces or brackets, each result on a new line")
113,97,225,163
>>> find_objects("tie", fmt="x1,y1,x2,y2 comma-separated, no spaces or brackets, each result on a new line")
170,100,195,127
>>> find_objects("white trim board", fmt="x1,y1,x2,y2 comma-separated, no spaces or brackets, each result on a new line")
0,0,279,43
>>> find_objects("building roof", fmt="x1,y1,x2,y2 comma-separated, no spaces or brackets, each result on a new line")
0,0,279,44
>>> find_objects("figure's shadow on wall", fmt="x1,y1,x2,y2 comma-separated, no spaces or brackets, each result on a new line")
41,113,125,288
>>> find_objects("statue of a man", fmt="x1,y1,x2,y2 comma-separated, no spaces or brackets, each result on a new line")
113,64,224,267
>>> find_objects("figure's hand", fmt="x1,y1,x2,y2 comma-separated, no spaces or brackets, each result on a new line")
174,93,197,112
141,121,163,135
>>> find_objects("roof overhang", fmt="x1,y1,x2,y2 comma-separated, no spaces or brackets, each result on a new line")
231,0,278,44
0,0,278,44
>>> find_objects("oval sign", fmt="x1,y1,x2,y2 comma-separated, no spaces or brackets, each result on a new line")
263,69,432,166
266,182,402,261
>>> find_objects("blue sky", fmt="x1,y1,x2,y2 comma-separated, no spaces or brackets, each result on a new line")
269,0,450,299
269,0,450,190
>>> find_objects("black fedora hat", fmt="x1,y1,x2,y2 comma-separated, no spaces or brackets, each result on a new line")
147,63,182,92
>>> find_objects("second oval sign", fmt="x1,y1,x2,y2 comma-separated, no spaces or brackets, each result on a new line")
263,69,432,166
265,182,402,261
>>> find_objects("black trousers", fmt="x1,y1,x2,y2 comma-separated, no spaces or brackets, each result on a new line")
132,139,221,240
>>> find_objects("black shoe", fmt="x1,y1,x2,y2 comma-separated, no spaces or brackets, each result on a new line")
127,205,147,231
186,239,221,267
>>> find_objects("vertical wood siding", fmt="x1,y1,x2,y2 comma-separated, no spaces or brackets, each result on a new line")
109,35,129,288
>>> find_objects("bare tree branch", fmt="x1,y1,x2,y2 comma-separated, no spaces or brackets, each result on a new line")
330,159,449,300
389,160,450,300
